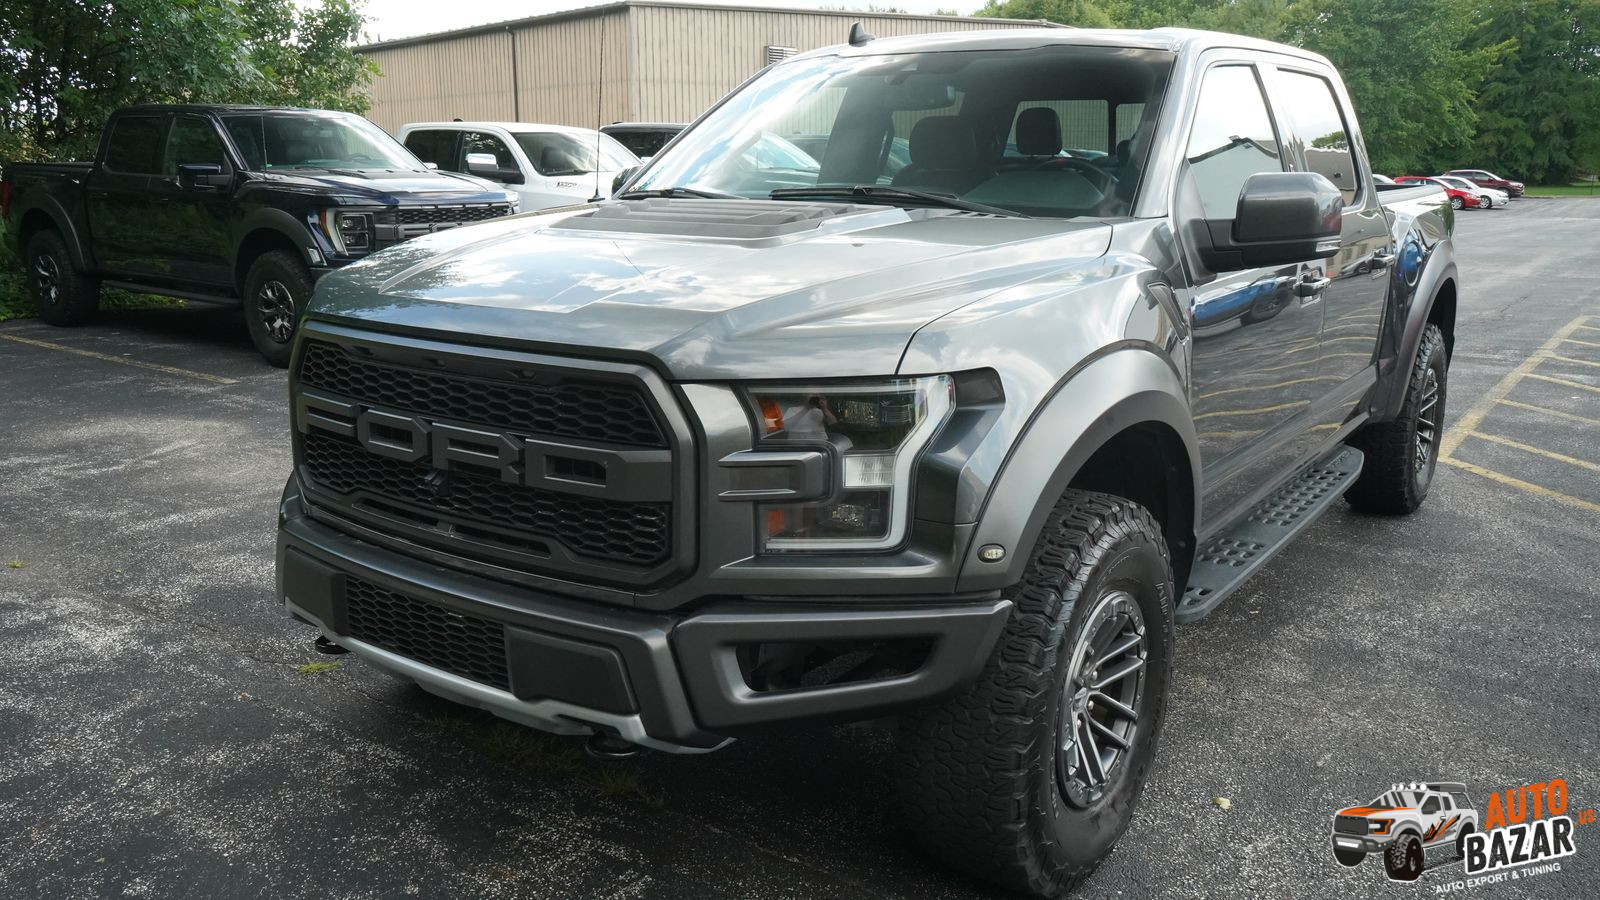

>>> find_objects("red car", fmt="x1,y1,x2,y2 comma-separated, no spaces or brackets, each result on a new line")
1447,168,1524,197
1395,175,1485,210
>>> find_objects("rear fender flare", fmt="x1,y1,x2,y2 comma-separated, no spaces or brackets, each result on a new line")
955,348,1200,593
14,194,91,270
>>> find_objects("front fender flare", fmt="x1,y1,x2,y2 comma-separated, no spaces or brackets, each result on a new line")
1373,243,1456,421
955,348,1199,593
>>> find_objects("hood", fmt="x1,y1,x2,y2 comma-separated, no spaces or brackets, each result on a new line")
309,198,1112,380
257,169,513,205
1338,806,1410,817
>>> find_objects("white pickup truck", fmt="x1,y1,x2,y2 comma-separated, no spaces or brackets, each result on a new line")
1332,781,1480,880
399,121,639,211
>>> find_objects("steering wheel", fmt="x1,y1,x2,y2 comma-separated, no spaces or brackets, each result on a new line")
1037,156,1119,194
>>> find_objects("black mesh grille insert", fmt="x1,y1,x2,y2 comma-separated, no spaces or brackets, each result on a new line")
345,577,509,691
393,204,514,225
1334,815,1370,836
302,432,670,565
297,341,664,448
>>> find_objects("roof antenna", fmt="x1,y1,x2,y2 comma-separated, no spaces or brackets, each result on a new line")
589,18,607,203
849,22,874,46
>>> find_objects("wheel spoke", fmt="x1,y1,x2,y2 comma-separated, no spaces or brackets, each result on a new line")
1091,690,1137,722
1079,716,1107,786
1089,715,1131,750
1092,655,1144,690
1099,629,1142,662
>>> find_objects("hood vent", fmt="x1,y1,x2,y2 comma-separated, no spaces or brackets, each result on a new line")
552,197,877,241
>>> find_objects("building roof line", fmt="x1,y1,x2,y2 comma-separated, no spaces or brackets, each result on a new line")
353,0,1057,53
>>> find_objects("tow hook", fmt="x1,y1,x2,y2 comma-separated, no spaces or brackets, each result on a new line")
585,732,642,760
314,635,350,655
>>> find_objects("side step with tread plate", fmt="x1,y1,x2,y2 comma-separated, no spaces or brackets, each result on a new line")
1176,445,1365,624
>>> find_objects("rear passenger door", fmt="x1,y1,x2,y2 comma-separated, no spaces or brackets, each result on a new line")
403,129,460,172
1181,62,1324,528
1266,64,1391,415
87,113,169,276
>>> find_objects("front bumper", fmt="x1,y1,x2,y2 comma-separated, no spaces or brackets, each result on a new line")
277,488,1011,753
1330,833,1387,853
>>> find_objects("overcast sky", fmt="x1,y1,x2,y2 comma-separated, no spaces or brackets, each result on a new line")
353,0,980,43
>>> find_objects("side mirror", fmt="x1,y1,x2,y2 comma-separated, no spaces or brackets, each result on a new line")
611,166,640,196
1198,171,1342,272
177,162,228,190
465,152,524,185
423,161,439,170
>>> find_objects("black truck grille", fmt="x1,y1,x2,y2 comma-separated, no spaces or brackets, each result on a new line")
302,432,670,564
1334,815,1370,835
345,576,510,691
299,341,663,448
393,204,514,225
293,337,681,583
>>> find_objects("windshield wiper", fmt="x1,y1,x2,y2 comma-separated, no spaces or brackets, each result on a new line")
770,185,1024,217
617,186,744,200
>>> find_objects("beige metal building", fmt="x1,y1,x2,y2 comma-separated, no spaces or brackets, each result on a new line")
357,1,1053,133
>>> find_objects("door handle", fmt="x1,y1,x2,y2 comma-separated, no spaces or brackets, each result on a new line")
1372,250,1397,268
1295,276,1331,297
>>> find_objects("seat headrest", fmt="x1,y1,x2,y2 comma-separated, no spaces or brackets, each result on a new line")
1016,107,1062,157
909,116,977,171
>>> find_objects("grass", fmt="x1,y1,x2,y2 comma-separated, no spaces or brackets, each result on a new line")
0,240,183,322
1524,180,1600,198
295,660,343,676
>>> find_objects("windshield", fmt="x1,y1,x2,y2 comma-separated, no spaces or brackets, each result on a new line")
630,45,1174,218
514,131,638,176
223,112,423,172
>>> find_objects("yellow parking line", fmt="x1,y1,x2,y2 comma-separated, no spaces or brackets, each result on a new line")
1441,458,1600,514
1560,337,1600,349
1193,400,1309,421
1468,432,1600,474
1546,354,1600,369
1440,314,1593,458
1197,375,1342,400
1197,429,1264,441
1577,323,1600,332
1524,373,1600,395
1497,399,1600,428
0,333,239,385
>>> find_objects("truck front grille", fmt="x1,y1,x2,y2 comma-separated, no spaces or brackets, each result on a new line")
393,204,514,225
1334,815,1370,835
345,576,509,691
292,334,687,588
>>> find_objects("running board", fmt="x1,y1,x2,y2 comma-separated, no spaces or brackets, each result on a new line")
1177,445,1365,624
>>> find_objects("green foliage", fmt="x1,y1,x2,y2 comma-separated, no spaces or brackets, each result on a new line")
0,0,375,164
973,0,1597,184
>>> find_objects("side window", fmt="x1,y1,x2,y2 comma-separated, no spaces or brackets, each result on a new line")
1185,66,1283,220
103,116,167,174
1276,70,1360,205
162,116,228,176
460,131,515,171
404,129,457,170
224,116,266,170
1422,797,1440,815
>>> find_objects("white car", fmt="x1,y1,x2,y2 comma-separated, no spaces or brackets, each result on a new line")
399,121,640,211
1437,175,1509,208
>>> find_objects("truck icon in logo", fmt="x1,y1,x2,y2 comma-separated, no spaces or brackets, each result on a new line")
1330,781,1479,881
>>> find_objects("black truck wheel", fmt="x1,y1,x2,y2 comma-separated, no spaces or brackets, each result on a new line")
243,250,313,367
1346,323,1448,514
27,229,99,325
1385,833,1424,881
895,490,1174,897
1332,843,1365,867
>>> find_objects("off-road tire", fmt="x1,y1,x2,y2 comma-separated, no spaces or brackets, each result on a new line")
1345,323,1448,514
1332,844,1365,867
1385,833,1424,881
243,249,313,367
27,229,100,325
894,490,1174,897
1455,823,1475,859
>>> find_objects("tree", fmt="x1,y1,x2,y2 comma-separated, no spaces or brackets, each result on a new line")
0,0,374,164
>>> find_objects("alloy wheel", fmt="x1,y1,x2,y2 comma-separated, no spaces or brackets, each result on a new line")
256,280,296,344
1057,589,1148,808
32,252,61,306
1414,367,1441,477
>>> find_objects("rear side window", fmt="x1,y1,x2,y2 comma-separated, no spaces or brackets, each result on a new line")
1184,66,1283,220
103,116,167,174
1275,69,1360,205
404,129,458,170
163,116,229,175
461,131,516,170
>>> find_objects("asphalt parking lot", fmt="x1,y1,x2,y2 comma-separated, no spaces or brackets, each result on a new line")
2,199,1597,900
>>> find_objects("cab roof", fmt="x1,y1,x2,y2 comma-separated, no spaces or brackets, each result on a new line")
790,27,1331,67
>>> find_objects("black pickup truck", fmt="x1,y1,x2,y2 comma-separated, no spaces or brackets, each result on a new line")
2,105,518,364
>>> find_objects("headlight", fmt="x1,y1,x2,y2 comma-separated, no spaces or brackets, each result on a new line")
317,209,373,254
742,376,953,552
1370,819,1391,835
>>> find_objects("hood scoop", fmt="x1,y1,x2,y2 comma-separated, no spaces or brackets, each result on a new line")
551,197,888,243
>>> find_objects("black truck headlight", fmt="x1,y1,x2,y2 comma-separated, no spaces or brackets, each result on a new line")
742,376,953,552
317,209,373,254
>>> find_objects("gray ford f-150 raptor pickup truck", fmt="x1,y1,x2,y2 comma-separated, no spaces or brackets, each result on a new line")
275,27,1457,895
